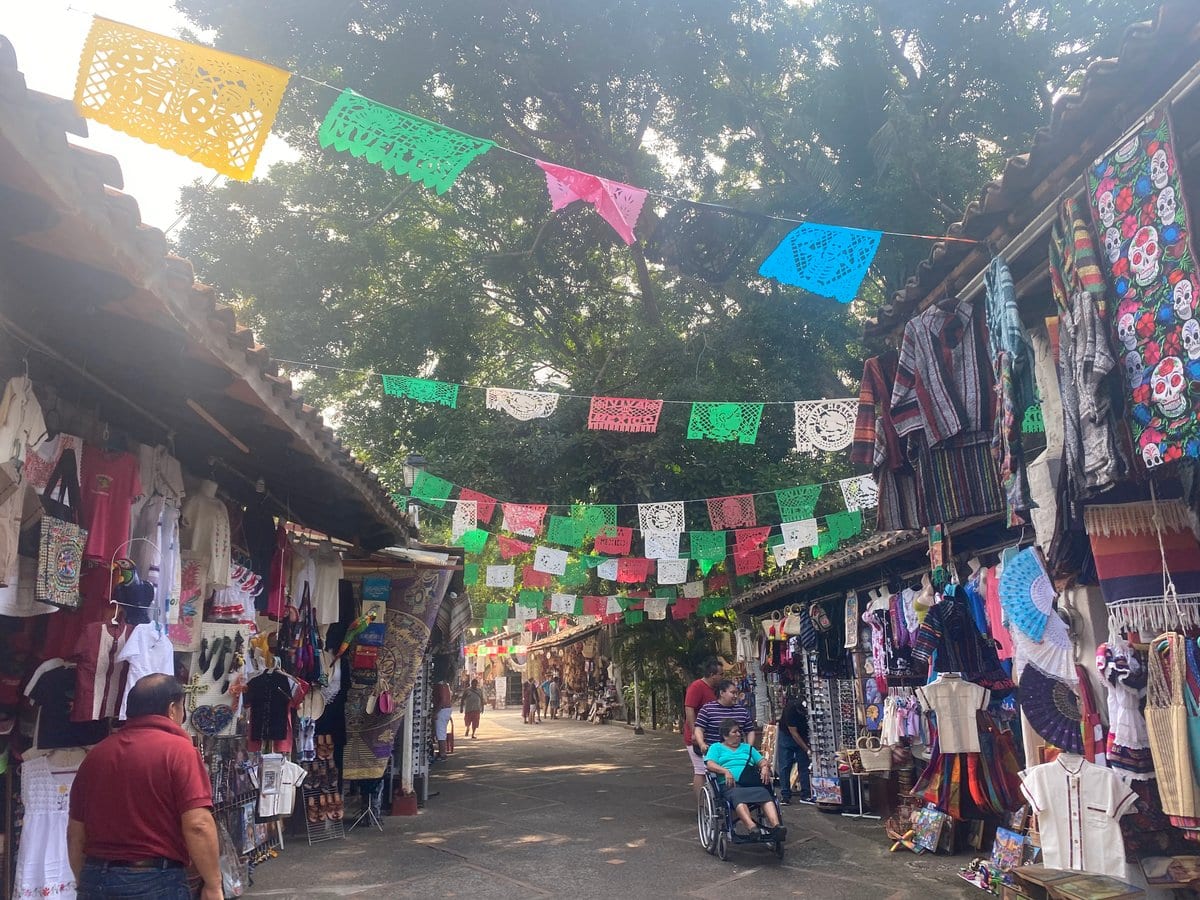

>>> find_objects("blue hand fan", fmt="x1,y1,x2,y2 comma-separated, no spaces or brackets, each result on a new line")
999,548,1055,642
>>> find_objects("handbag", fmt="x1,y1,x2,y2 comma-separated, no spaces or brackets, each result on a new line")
736,746,764,787
760,610,783,641
783,604,803,637
1147,632,1200,817
34,448,86,609
856,735,893,772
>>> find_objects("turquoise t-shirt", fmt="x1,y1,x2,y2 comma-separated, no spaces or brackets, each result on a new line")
705,741,762,781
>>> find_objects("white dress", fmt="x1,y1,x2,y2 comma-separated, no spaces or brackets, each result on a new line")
15,755,76,899
115,624,175,719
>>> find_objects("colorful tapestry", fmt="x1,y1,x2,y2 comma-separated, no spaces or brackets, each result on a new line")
381,375,459,408
587,397,664,433
1088,109,1200,465
686,403,764,444
758,223,882,303
74,17,289,180
319,90,494,194
458,488,498,523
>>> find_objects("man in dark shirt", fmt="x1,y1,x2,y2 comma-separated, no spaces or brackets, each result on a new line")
776,695,812,804
68,674,221,899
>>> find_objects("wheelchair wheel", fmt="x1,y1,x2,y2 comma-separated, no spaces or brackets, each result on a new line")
697,785,719,854
773,840,785,860
716,832,729,861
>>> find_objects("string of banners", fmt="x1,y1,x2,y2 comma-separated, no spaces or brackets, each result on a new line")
71,16,975,307
377,374,858,452
407,472,879,632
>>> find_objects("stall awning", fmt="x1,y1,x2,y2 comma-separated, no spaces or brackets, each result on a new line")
0,37,410,549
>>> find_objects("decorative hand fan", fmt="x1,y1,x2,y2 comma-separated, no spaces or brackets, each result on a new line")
1018,666,1084,753
999,548,1056,642
1011,611,1075,683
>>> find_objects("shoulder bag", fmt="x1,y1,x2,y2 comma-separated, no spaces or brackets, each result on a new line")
34,448,87,609
736,745,764,787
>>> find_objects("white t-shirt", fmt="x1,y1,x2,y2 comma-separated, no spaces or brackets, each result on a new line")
312,542,343,626
916,675,989,754
115,624,175,719
1020,755,1136,879
257,757,306,817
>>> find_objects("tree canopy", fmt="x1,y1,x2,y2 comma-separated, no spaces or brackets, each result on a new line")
172,0,1155,547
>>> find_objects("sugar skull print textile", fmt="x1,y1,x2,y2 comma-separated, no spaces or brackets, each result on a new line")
1087,109,1200,467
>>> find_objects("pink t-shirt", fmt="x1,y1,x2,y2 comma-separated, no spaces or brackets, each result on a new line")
984,566,1015,660
683,678,717,746
81,447,143,564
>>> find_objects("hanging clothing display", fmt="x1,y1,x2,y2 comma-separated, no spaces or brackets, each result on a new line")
1097,640,1154,778
852,352,921,531
79,446,142,564
14,755,76,900
911,594,1014,691
916,674,989,754
1145,632,1200,829
115,624,175,720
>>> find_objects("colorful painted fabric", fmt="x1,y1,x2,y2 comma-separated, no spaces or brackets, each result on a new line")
319,89,493,194
410,471,454,508
547,515,587,548
852,352,921,531
460,529,490,555
587,397,663,433
775,485,822,521
381,375,459,408
707,495,756,530
593,526,633,555
686,403,763,445
75,17,289,180
458,489,498,523
758,223,882,303
1086,109,1200,467
992,350,1032,527
688,531,727,561
498,536,531,560
571,504,617,537
536,161,649,245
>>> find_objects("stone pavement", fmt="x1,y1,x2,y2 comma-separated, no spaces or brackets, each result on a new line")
247,708,973,898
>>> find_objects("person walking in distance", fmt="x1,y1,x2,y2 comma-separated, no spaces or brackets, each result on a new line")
683,658,723,797
460,678,485,738
776,693,812,804
432,678,453,758
67,674,221,900
548,677,561,719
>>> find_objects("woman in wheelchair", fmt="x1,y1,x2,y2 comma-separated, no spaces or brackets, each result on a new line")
705,718,786,840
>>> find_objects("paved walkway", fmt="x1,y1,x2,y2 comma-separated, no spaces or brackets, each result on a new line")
247,708,973,898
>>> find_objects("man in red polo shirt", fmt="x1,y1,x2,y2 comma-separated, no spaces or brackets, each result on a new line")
683,658,723,797
67,674,221,899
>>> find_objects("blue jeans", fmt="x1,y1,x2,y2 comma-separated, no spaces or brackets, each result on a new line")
78,863,191,899
776,740,811,800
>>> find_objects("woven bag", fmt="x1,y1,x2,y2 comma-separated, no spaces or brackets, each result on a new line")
1147,632,1200,817
857,735,893,772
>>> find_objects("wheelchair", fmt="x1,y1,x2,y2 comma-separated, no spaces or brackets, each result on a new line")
696,772,786,861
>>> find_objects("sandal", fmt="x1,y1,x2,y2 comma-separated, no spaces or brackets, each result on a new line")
306,796,321,825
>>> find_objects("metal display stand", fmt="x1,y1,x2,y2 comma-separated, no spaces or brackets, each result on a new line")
302,785,346,844
411,660,431,805
840,774,882,821
347,773,387,833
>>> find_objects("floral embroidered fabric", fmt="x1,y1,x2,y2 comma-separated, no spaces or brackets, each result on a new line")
1087,108,1200,466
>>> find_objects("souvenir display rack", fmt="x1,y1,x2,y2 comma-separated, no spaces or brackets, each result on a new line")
803,651,839,780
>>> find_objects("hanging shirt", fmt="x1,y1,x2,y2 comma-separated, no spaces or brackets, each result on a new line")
71,622,133,722
115,624,175,720
912,595,1014,691
312,541,344,626
915,675,989,754
80,446,143,564
265,522,292,619
25,660,109,749
245,671,293,742
1020,754,1136,879
179,480,231,588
